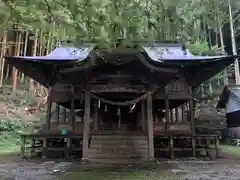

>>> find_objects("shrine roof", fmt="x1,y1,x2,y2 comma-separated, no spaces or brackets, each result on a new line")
7,43,230,62
5,43,236,88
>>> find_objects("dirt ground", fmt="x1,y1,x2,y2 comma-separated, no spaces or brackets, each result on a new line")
1,154,240,180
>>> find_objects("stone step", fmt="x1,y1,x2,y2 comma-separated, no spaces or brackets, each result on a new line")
91,138,148,142
90,141,148,146
87,158,149,164
91,135,147,141
90,144,149,149
87,153,148,159
88,148,148,154
88,148,148,153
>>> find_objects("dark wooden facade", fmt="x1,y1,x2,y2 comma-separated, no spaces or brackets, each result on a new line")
6,44,233,161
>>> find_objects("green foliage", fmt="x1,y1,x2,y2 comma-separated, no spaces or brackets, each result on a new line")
0,0,239,50
0,119,23,154
0,131,21,153
187,40,221,55
0,118,24,132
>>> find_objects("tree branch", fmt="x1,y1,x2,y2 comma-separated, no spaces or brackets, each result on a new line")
43,0,57,23
52,0,66,8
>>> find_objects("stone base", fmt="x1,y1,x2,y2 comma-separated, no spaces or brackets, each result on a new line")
148,157,156,161
81,157,90,164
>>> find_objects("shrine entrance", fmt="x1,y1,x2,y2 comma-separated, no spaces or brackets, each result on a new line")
99,104,140,132
89,92,151,135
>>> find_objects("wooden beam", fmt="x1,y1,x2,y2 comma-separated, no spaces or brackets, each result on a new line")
147,94,154,160
82,93,91,159
88,84,146,93
89,73,146,80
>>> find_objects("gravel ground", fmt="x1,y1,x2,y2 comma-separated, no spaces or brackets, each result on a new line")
169,160,240,180
0,156,240,180
0,157,72,180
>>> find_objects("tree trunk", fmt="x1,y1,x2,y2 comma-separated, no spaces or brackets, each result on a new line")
20,31,29,83
38,30,45,95
29,31,38,92
218,4,228,85
12,30,22,92
203,16,208,42
228,0,240,84
0,30,7,87
208,26,212,48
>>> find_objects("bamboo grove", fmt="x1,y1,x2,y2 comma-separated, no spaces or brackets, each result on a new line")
0,0,239,97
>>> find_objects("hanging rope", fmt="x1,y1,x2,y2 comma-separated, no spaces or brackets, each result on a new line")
86,91,153,106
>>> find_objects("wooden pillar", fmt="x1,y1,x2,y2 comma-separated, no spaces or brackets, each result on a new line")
141,100,146,132
71,86,75,131
66,138,71,159
147,94,154,160
63,107,67,123
82,93,91,159
30,138,36,157
46,88,52,131
165,97,170,130
175,107,179,122
181,104,185,121
190,98,196,157
56,104,60,127
42,138,47,158
93,101,99,132
215,136,220,157
118,111,121,129
165,85,170,130
170,109,174,122
169,136,174,159
20,135,26,158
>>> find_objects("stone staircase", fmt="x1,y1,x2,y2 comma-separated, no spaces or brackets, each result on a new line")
87,135,149,163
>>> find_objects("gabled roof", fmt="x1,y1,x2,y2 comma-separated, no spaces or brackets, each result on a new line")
8,43,230,62
5,43,236,88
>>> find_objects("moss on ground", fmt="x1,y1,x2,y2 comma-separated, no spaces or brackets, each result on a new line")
62,165,183,180
0,132,20,154
221,145,240,158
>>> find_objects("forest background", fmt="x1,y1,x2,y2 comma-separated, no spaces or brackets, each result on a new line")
0,0,239,153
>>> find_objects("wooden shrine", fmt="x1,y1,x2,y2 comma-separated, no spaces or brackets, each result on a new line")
6,42,235,162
